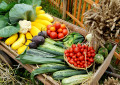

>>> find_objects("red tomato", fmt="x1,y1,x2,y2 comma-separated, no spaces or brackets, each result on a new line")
72,44,76,48
80,62,83,65
58,33,64,39
50,27,56,32
74,63,77,67
74,47,80,53
89,58,94,63
47,30,51,36
82,45,85,49
74,58,77,62
87,62,91,65
77,52,81,57
91,53,95,57
77,43,81,47
89,47,93,50
77,61,80,64
69,60,74,64
65,53,69,57
67,57,71,61
61,24,66,29
70,53,74,57
55,23,61,29
64,50,68,54
79,56,84,61
77,65,81,68
90,50,95,53
81,65,84,68
62,29,68,36
47,25,52,30
87,53,91,57
80,49,84,52
57,28,63,33
72,55,76,59
85,45,88,49
50,32,57,39
69,48,73,53
82,61,85,64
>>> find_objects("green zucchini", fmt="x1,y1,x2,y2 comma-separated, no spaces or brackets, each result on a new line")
27,49,56,57
37,46,64,56
45,38,56,44
31,63,69,81
53,69,87,80
19,54,64,64
62,72,93,85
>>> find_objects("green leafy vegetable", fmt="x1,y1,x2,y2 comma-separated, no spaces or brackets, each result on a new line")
18,0,41,7
0,26,20,37
9,4,36,24
0,16,8,29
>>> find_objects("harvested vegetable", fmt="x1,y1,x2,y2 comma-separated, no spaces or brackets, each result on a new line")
94,54,104,64
31,36,45,45
98,48,108,58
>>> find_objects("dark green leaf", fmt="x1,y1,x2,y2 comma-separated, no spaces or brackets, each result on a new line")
0,1,8,11
0,26,20,37
9,4,36,24
0,15,9,29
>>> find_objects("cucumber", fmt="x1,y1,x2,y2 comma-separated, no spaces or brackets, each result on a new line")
37,45,64,56
20,54,64,64
27,49,56,57
62,72,93,85
53,69,87,80
45,38,56,44
54,43,66,48
31,63,69,81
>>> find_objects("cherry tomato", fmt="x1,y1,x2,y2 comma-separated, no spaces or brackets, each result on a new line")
74,63,77,67
47,25,52,30
69,60,74,64
77,52,81,57
65,53,69,57
50,32,57,39
74,47,80,53
72,55,76,59
90,49,95,53
85,45,88,49
67,57,71,61
70,53,74,57
80,62,83,65
50,27,56,32
81,65,84,68
79,56,84,61
89,47,93,50
77,65,81,68
61,24,66,29
77,43,81,47
83,64,87,68
64,50,68,54
62,29,68,36
74,58,77,62
91,53,95,57
82,61,85,64
87,62,91,65
47,30,51,36
72,44,76,48
55,23,61,29
89,58,94,63
57,28,63,33
58,33,64,39
80,49,84,52
69,48,73,53
82,45,85,49
88,53,91,57
77,61,80,64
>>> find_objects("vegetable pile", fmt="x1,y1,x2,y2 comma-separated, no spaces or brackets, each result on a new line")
64,44,95,68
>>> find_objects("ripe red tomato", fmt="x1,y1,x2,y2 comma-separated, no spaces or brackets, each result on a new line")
80,49,84,52
65,53,69,57
76,52,81,57
91,53,95,57
74,58,77,62
89,58,94,63
74,47,80,53
47,30,51,36
50,32,57,39
64,50,68,54
47,25,52,30
57,28,63,33
62,29,68,36
61,24,66,29
67,57,71,61
74,63,77,67
89,47,93,50
77,43,81,47
72,55,76,59
79,56,84,61
70,53,74,57
77,61,80,64
82,61,85,64
50,27,56,32
87,61,91,65
77,65,81,68
69,48,73,53
72,44,76,48
58,33,64,39
55,23,61,29
80,62,83,65
87,53,91,57
81,65,84,68
69,59,74,64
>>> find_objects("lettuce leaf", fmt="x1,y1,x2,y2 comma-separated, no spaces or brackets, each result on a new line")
0,26,20,37
9,4,36,24
18,0,41,7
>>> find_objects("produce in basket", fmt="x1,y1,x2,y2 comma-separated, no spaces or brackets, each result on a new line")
98,48,108,58
94,54,104,64
64,43,95,69
47,22,69,40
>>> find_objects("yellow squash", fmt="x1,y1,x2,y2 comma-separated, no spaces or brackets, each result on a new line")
31,22,46,31
37,14,53,22
30,26,40,36
36,10,45,15
35,19,52,26
36,6,42,14
11,33,25,50
5,34,18,45
17,32,32,54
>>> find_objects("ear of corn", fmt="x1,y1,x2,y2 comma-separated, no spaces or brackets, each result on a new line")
30,26,40,36
35,19,52,26
37,14,53,22
5,34,18,45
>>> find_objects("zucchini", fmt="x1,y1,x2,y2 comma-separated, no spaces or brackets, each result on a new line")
54,43,66,48
27,49,56,57
19,54,64,64
31,63,69,81
37,47,64,56
53,69,87,80
62,72,93,85
73,38,84,44
45,38,56,44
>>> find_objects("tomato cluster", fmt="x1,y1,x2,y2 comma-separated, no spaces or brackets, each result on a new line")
64,44,95,68
47,22,68,39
